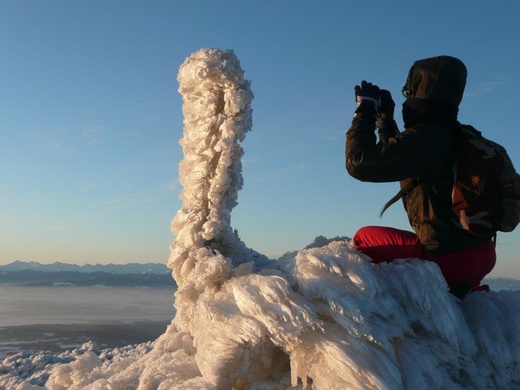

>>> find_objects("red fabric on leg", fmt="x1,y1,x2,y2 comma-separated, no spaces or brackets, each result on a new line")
353,225,496,292
428,239,496,291
353,226,428,263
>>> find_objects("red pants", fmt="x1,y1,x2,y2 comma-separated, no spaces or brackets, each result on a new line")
353,226,496,292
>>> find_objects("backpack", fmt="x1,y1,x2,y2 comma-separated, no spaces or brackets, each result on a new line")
381,124,520,237
451,124,520,236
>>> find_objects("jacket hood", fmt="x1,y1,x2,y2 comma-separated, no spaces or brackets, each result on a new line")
403,56,467,106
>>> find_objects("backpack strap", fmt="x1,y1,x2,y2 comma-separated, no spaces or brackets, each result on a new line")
380,121,461,218
380,179,419,217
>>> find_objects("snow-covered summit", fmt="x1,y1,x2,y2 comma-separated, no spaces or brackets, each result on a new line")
2,48,519,390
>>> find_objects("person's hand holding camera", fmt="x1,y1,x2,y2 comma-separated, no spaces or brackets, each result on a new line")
354,80,381,112
378,90,395,118
377,89,398,134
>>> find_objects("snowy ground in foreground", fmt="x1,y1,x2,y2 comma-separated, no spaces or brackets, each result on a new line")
2,238,520,390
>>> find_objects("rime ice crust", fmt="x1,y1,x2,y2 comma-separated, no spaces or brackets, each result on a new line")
168,48,286,388
168,48,269,342
173,49,251,245
169,48,265,286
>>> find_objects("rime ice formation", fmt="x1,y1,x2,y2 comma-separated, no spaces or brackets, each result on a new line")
2,48,520,390
168,48,269,336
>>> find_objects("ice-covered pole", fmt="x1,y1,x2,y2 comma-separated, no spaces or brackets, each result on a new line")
168,48,254,290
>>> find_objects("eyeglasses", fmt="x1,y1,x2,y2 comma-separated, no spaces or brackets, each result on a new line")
402,88,412,98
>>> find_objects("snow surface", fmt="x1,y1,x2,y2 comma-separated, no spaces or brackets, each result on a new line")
2,48,520,389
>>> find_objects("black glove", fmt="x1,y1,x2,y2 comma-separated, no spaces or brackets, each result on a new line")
377,89,398,134
354,80,380,111
378,89,395,118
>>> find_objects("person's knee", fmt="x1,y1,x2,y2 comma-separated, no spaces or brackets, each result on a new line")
354,226,421,248
352,225,426,263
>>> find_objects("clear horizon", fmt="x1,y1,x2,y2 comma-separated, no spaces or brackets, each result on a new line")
1,1,519,279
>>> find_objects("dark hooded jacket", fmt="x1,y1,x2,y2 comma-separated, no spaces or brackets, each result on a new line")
345,56,493,253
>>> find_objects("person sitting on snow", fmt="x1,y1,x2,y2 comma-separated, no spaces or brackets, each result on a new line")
345,55,496,299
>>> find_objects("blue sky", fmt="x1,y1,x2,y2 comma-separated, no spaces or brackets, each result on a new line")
1,1,519,278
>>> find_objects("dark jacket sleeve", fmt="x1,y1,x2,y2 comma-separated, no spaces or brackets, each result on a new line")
345,112,448,183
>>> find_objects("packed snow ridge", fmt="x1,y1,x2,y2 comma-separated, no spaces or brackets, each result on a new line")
2,48,520,390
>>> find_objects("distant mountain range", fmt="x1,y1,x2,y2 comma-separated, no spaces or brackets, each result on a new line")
0,261,518,291
484,277,520,292
0,261,174,288
0,260,169,274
